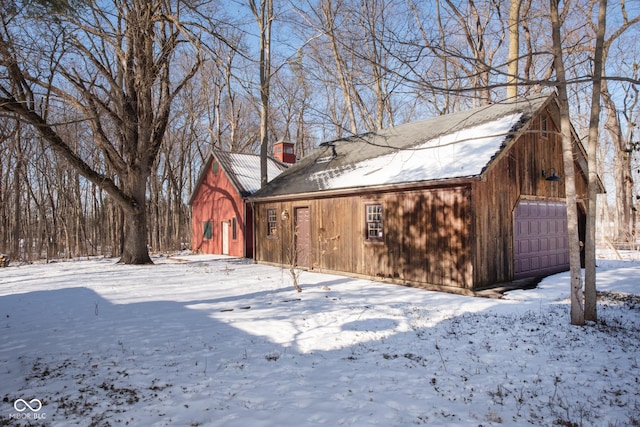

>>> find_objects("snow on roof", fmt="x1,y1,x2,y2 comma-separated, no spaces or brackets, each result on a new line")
250,95,551,199
309,113,522,190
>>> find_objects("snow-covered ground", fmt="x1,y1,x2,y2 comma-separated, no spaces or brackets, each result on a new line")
1,255,638,426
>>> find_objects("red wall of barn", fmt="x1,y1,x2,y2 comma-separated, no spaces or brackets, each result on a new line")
191,158,251,257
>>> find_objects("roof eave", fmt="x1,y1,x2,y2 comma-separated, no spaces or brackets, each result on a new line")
248,176,481,203
188,153,214,206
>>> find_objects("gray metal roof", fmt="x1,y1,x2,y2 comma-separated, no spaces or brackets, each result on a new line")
251,95,552,199
213,150,288,197
189,150,289,205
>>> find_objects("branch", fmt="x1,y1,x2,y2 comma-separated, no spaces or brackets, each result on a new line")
0,96,139,214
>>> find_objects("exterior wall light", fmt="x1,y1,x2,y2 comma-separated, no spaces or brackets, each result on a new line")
542,168,561,182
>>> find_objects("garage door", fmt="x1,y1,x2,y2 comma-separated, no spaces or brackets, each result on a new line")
514,200,569,279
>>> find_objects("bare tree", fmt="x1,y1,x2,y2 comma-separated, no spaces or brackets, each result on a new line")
248,0,274,188
584,0,607,322
442,0,506,106
286,225,303,293
408,0,460,114
404,0,509,111
551,0,584,325
271,54,319,156
318,0,359,134
507,0,523,98
0,0,222,263
600,2,640,243
1,0,636,269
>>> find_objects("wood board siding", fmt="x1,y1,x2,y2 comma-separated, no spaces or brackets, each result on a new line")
255,186,473,291
191,157,247,257
471,105,586,288
253,100,593,292
295,207,311,268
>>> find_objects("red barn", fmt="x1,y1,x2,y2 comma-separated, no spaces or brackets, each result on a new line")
190,143,292,257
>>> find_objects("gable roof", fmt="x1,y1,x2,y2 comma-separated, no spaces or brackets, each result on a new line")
251,95,553,200
189,150,289,204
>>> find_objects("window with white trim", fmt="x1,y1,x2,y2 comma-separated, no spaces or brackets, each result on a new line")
267,209,277,236
365,204,383,241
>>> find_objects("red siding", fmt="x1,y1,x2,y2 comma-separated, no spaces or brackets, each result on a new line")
273,141,296,164
191,157,249,257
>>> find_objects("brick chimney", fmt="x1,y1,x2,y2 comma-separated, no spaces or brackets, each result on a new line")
273,141,296,164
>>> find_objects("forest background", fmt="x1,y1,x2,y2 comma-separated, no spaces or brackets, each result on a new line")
0,0,638,264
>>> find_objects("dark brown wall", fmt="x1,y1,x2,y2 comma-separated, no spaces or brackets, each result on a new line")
255,186,473,292
254,102,591,291
471,104,589,288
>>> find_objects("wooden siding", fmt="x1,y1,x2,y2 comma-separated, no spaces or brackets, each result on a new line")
471,104,589,288
255,186,473,291
254,101,591,292
191,157,249,257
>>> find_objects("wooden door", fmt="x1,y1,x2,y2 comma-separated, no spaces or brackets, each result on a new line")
295,207,310,268
222,221,230,255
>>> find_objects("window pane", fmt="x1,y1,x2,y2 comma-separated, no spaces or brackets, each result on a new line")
203,221,213,239
267,209,277,236
232,217,237,240
365,204,383,240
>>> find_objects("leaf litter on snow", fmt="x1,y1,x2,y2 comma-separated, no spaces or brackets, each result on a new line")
0,254,639,426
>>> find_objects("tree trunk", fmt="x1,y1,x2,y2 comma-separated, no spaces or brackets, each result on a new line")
322,0,358,134
12,148,21,259
584,0,607,322
507,0,522,99
120,210,152,264
119,174,152,264
249,0,273,188
603,92,634,242
0,0,209,265
551,0,584,326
